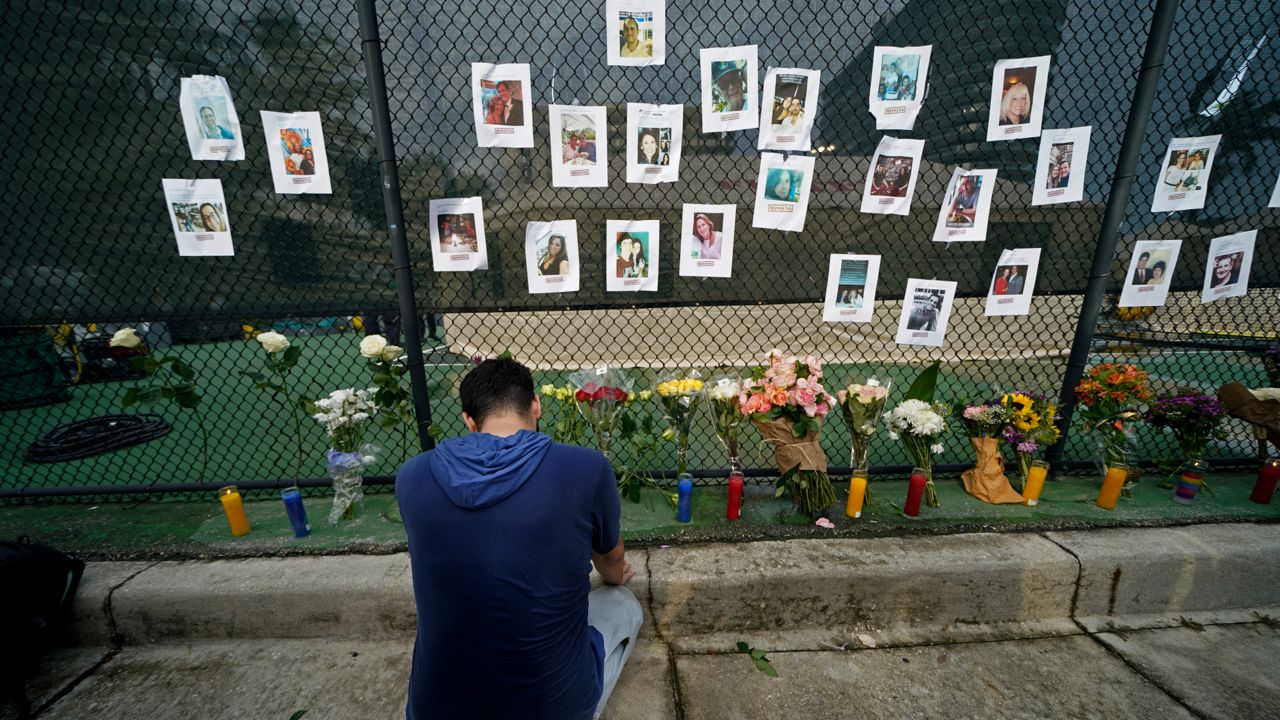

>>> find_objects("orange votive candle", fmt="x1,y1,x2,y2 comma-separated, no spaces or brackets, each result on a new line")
219,485,251,536
1096,464,1128,510
1023,460,1049,507
846,472,868,519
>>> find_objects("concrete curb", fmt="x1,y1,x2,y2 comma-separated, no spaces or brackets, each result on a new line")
77,522,1280,649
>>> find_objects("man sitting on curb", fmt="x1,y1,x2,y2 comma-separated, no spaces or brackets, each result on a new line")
397,358,643,720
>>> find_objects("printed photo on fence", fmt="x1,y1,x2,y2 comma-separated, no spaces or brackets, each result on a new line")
1119,239,1182,307
429,197,488,272
822,254,880,323
471,63,534,148
861,136,925,215
753,152,815,232
626,103,682,183
700,46,758,132
1032,126,1091,205
986,56,1051,141
525,220,580,295
758,67,820,151
679,203,736,278
895,279,958,347
869,45,932,131
1151,135,1222,212
933,168,997,243
984,247,1041,316
606,220,660,292
1270,172,1280,208
549,105,608,187
179,75,244,161
260,111,332,194
1200,230,1256,304
162,178,234,257
607,0,665,65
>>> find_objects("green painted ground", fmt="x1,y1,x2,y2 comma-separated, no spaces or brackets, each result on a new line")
2,469,1275,560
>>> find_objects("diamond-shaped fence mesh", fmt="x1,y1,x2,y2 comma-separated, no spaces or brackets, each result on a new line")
0,0,1275,502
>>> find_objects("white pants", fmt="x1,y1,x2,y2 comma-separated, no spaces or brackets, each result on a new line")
587,585,644,719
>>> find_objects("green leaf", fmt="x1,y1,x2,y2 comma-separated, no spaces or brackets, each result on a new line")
242,370,266,382
121,387,140,409
173,388,202,409
904,361,941,403
774,485,787,498
626,481,641,503
426,423,444,442
280,345,302,369
289,712,309,720
754,657,779,677
750,649,767,660
170,360,195,380
373,373,392,385
736,641,750,653
498,349,514,360
130,355,160,374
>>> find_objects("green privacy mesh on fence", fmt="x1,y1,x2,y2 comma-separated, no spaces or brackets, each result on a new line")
0,0,1276,500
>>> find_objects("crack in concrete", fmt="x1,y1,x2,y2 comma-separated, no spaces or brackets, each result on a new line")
644,550,685,720
31,647,120,718
105,562,160,648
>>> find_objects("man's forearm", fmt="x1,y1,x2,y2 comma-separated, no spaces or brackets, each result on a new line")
593,552,628,585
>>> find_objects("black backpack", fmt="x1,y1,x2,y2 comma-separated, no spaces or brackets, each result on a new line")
0,537,85,718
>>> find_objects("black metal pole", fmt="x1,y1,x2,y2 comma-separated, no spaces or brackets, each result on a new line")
1047,0,1181,469
356,0,435,450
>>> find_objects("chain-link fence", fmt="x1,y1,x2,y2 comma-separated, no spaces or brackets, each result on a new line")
1,0,1276,501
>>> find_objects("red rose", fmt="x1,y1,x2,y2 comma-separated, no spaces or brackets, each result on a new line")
575,389,590,402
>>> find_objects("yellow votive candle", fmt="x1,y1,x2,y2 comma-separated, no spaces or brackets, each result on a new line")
846,472,867,519
1023,460,1049,507
219,485,251,536
1096,464,1128,510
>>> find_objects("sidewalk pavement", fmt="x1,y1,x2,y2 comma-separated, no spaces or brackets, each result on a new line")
9,522,1280,719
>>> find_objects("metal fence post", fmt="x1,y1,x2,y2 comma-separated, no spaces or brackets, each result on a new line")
356,0,436,450
1047,0,1182,469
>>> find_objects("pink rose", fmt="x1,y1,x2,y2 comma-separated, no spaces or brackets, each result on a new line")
795,388,817,407
836,389,848,403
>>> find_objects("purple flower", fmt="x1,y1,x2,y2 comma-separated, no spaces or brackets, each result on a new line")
1017,441,1038,453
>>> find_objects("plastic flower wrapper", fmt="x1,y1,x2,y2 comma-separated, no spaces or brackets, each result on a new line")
1145,388,1226,492
740,351,837,519
569,365,634,458
836,377,892,504
706,371,746,474
884,399,950,508
1000,392,1061,487
310,387,378,523
654,370,704,476
1074,363,1150,475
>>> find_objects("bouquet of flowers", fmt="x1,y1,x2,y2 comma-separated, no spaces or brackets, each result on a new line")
1001,392,1061,486
540,383,589,446
885,399,949,507
310,388,378,524
706,372,745,474
1145,388,1227,472
954,401,1022,504
836,378,891,504
1074,363,1150,474
655,372,704,477
569,366,634,458
739,351,836,519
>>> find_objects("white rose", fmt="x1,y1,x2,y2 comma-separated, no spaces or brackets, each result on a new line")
109,328,142,348
255,331,290,354
380,345,404,362
360,334,387,358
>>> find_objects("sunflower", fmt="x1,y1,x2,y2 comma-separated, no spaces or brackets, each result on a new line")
1012,411,1041,432
1003,392,1035,414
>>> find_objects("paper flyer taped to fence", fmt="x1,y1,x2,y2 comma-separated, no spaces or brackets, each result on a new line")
984,247,1041,316
180,75,244,161
606,220,660,292
1200,230,1255,304
985,56,1051,142
758,67,820,152
896,278,958,347
679,204,736,278
861,136,925,216
822,254,880,323
1119,239,1181,307
606,0,665,66
932,168,997,243
626,103,682,184
525,220,580,294
471,63,534,148
1270,172,1280,208
699,45,758,133
1151,135,1222,212
260,111,332,195
429,197,488,272
752,152,815,232
1032,126,1091,205
549,105,608,188
869,45,931,131
162,179,234,257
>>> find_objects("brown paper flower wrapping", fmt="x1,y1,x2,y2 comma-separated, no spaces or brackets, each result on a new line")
753,417,828,473
960,436,1024,504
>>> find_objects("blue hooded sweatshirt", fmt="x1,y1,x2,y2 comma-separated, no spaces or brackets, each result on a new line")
396,430,619,720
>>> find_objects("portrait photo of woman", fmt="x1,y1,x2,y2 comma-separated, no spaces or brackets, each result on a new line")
999,77,1033,126
636,128,668,165
198,202,227,232
764,169,800,202
690,213,722,260
537,234,570,276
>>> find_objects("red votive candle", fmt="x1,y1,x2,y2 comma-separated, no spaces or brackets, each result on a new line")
726,472,744,520
1251,458,1280,505
904,467,927,517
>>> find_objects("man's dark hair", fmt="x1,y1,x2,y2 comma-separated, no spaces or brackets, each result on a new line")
459,358,535,427
1138,252,1150,261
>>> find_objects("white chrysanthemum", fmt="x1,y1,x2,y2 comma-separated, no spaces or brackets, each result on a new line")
930,443,944,454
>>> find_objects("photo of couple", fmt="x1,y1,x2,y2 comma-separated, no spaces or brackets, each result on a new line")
1162,148,1210,192
944,174,982,228
870,156,913,197
763,168,804,202
280,128,316,176
878,54,920,101
561,115,598,166
437,214,479,254
614,232,650,279
1045,143,1073,189
1209,251,1243,288
833,259,868,310
711,60,748,112
991,265,1028,295
906,290,946,331
170,201,227,234
770,75,808,129
480,79,524,126
635,127,671,166
1130,250,1171,286
998,68,1037,126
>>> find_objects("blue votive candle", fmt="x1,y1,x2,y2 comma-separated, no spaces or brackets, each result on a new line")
676,475,693,523
281,487,311,538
